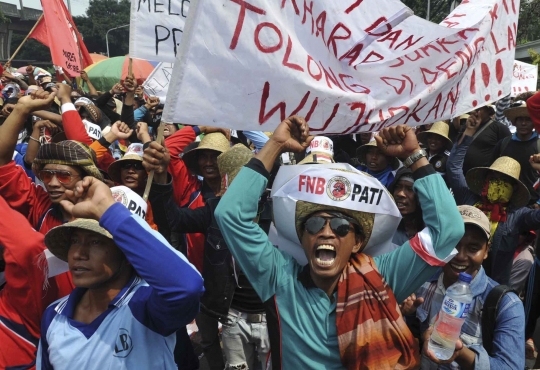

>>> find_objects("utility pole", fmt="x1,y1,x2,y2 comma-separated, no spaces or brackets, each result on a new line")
18,0,25,19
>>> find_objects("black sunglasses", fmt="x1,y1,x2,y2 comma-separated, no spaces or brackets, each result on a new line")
120,162,144,171
304,216,357,237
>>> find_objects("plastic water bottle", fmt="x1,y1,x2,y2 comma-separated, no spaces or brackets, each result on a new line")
428,272,473,360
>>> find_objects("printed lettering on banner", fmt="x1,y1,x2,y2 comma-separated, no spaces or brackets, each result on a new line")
271,164,402,251
275,168,400,216
163,0,520,133
511,60,538,97
143,63,175,102
129,0,190,62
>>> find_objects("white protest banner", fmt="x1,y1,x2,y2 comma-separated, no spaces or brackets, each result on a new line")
163,0,519,134
511,60,538,97
129,0,190,62
143,63,175,102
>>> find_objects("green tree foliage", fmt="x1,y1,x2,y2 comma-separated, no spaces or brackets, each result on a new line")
402,0,457,24
74,0,130,57
517,0,540,44
10,34,51,62
530,49,540,65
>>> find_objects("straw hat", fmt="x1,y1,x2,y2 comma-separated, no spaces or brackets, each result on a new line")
465,156,530,207
217,143,254,193
44,219,113,262
182,133,230,176
416,121,453,151
107,143,145,184
299,136,335,164
356,140,400,170
504,101,530,123
459,113,470,121
295,200,375,251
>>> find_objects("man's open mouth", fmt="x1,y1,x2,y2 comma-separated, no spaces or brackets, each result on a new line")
315,244,336,266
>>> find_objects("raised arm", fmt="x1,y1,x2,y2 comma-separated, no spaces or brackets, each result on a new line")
55,83,93,145
80,71,98,96
0,90,56,166
143,144,211,234
60,177,205,334
32,110,63,127
446,116,482,206
24,120,59,165
372,125,464,302
215,116,312,300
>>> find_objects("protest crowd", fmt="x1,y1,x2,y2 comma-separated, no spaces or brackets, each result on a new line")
1,61,540,370
2,0,540,368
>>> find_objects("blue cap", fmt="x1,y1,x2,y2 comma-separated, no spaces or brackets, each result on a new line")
458,272,472,283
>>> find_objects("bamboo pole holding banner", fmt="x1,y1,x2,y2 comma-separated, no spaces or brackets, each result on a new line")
6,14,44,66
135,56,160,201
128,57,133,78
142,124,165,201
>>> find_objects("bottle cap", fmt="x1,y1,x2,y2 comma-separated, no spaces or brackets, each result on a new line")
458,272,472,283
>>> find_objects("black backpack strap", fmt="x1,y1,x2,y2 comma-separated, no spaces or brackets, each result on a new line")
482,285,517,354
499,136,511,156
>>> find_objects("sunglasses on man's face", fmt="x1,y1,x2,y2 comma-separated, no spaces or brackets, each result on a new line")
120,162,144,171
38,170,80,185
304,216,357,237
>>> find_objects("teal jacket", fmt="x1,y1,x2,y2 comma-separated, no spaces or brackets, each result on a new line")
215,159,464,369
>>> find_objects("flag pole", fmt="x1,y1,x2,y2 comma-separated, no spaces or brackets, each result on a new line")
6,13,44,66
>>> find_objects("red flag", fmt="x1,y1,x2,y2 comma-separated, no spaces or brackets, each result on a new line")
28,15,49,46
29,0,93,77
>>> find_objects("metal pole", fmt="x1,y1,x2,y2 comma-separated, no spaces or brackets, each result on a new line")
66,0,72,13
105,24,129,57
426,0,431,21
18,0,25,20
106,30,110,58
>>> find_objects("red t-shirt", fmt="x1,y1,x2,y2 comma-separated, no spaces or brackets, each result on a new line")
0,196,74,369
166,126,205,272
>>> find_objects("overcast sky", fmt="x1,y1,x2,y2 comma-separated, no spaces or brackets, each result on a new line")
4,0,89,16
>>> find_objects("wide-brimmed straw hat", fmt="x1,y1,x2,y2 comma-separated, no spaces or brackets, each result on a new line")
182,133,230,176
504,101,530,123
298,136,335,164
416,121,453,151
107,143,145,184
465,156,529,207
44,219,113,262
356,140,400,170
295,200,375,251
217,143,254,193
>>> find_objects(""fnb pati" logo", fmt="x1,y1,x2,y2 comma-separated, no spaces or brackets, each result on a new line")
298,175,384,205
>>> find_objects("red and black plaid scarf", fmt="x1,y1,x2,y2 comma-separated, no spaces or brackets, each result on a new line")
336,253,419,369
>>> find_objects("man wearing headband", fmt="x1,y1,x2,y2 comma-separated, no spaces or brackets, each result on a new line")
0,90,103,235
215,117,464,368
36,176,204,368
